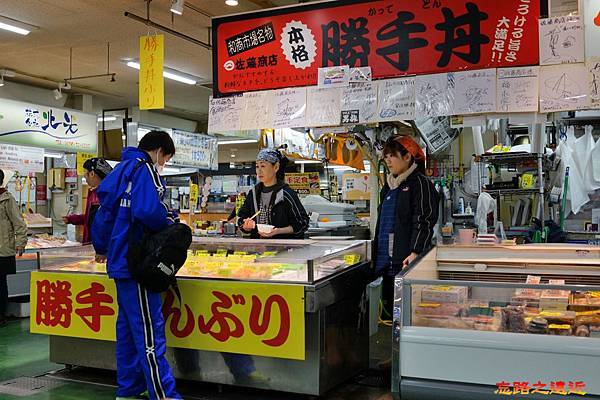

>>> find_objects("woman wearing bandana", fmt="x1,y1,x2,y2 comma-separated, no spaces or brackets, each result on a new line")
63,157,112,244
237,148,309,239
374,136,439,317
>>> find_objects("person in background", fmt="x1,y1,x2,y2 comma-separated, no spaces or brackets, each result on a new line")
92,131,180,400
238,148,309,239
0,169,27,327
63,157,112,244
374,135,439,317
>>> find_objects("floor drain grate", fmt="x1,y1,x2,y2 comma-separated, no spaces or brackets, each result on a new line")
0,377,65,397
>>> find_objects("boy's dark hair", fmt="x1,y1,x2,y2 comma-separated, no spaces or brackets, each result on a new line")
138,130,176,156
0,169,4,186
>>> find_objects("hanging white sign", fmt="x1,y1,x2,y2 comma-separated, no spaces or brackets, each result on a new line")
0,98,97,152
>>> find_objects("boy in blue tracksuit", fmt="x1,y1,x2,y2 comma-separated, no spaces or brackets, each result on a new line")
92,130,180,400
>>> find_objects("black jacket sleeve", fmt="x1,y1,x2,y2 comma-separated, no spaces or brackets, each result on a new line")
236,189,257,235
409,175,439,254
283,188,309,236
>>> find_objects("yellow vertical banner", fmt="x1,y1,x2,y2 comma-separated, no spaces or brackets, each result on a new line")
189,183,199,208
139,34,164,110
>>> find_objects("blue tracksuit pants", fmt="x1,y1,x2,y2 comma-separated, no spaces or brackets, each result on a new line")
115,279,180,399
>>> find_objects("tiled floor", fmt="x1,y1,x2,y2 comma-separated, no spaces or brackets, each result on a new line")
0,318,393,400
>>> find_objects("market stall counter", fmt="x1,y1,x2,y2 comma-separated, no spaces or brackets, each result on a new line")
393,244,600,399
10,235,80,299
31,237,372,396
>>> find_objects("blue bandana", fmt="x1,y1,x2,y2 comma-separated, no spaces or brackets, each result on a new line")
256,148,280,164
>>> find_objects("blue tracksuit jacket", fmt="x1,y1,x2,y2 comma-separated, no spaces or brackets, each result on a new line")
92,147,172,279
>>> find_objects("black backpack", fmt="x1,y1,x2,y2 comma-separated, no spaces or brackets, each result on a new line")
127,222,192,293
125,160,192,293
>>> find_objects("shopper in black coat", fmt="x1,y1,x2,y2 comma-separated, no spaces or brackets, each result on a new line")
373,136,439,316
238,148,309,239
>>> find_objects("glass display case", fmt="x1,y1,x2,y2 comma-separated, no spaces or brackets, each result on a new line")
38,237,369,284
37,237,373,396
393,244,600,399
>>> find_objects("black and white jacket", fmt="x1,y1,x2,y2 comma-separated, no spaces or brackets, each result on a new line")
237,183,309,239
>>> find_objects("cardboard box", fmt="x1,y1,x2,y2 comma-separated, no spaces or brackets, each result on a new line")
421,285,468,304
540,289,570,311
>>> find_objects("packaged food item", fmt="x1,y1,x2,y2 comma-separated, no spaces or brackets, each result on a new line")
473,316,497,331
466,301,493,317
569,292,600,312
575,325,590,337
415,302,462,317
548,324,572,336
512,288,542,307
540,289,570,311
527,317,548,334
421,285,468,304
590,326,600,338
538,310,576,325
413,315,473,330
501,306,526,333
575,310,600,326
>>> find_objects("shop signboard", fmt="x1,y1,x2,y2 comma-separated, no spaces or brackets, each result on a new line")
0,98,97,152
342,173,370,201
30,271,306,360
76,152,96,176
170,130,218,170
212,0,539,96
0,143,44,174
139,34,165,110
285,172,320,195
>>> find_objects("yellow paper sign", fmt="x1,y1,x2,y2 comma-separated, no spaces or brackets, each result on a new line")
77,152,96,176
30,271,305,360
189,183,199,207
139,34,164,110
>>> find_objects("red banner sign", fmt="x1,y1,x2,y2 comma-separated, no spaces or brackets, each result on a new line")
212,0,540,96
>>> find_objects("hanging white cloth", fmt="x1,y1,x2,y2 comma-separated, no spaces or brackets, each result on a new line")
475,192,496,233
573,125,598,193
555,139,590,215
589,128,600,190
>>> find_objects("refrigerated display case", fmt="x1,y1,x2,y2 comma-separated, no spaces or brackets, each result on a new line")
393,244,600,399
34,237,372,396
10,237,80,298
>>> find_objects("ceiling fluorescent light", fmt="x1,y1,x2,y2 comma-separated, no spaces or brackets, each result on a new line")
170,0,185,15
44,150,64,159
225,0,239,6
98,116,117,122
0,16,35,36
294,160,322,164
126,61,197,85
217,139,258,145
162,70,196,85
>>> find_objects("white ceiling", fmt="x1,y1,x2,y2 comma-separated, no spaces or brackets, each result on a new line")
0,0,300,123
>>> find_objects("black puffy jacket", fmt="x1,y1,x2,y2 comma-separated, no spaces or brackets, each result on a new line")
373,170,439,275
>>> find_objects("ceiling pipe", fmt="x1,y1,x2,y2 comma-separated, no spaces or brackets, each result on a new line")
123,11,211,50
